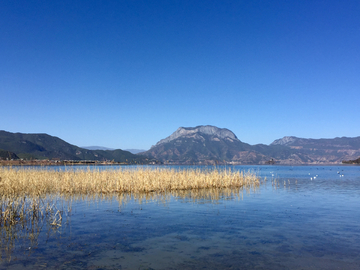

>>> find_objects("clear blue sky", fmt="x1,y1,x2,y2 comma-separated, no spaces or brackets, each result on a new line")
1,0,359,150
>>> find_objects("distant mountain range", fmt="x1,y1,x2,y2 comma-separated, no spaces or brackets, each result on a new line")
124,149,148,154
82,146,115,151
0,130,148,163
82,146,147,154
142,126,360,164
1,127,359,164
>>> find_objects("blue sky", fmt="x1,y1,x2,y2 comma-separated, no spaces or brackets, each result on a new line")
1,0,359,150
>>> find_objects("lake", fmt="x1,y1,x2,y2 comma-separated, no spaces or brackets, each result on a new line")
1,165,360,269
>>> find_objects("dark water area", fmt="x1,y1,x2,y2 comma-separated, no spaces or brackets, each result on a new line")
1,165,360,269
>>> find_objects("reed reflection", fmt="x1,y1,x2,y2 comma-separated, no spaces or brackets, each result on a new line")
1,183,262,262
1,167,260,262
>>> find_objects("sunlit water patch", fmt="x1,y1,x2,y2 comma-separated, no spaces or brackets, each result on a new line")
1,165,360,269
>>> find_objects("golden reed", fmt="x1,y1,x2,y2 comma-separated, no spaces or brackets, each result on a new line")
0,167,259,233
0,167,259,195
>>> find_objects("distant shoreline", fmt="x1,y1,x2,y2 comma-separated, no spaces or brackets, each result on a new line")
0,160,355,166
0,160,135,166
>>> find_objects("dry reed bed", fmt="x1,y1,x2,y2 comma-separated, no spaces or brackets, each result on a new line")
0,167,259,261
0,167,259,196
0,167,259,230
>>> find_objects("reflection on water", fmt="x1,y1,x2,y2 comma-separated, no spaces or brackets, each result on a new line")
0,195,71,263
0,185,258,264
1,165,360,269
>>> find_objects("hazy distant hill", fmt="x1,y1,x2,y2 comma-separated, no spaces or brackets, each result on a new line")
125,149,148,154
82,146,147,154
142,126,360,164
82,146,115,151
0,130,147,163
271,136,360,149
271,136,360,163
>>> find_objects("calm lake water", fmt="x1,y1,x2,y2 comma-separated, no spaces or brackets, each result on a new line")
1,165,360,269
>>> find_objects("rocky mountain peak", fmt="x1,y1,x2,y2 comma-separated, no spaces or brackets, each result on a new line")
270,136,298,146
152,125,239,148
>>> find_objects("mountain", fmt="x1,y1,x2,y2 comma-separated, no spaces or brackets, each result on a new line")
82,146,115,151
0,130,147,163
153,126,239,146
2,128,359,165
142,125,295,164
83,147,147,154
271,136,360,149
125,149,148,154
142,126,360,164
271,136,360,163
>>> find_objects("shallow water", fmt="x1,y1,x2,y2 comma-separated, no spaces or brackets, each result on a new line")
1,165,360,269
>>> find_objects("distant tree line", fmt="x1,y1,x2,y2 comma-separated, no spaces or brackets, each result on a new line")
342,157,360,164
